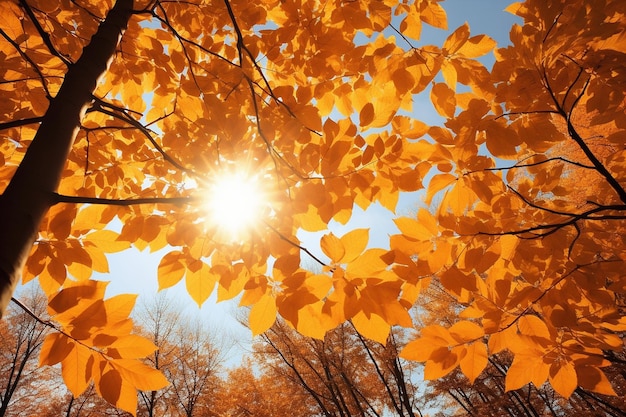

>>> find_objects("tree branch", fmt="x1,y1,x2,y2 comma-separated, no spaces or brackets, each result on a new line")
263,220,328,268
18,0,73,66
51,192,199,206
0,117,44,131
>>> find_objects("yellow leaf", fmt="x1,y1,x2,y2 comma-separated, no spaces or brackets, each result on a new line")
112,358,170,392
442,179,478,216
103,293,138,326
457,34,496,58
504,2,523,15
400,12,422,39
157,251,185,290
420,0,447,30
549,360,577,398
249,292,277,335
346,248,388,277
425,173,456,204
320,232,345,263
84,230,131,253
460,342,488,384
106,335,158,359
185,260,215,306
421,324,456,345
339,228,369,263
297,300,336,339
304,274,333,299
441,60,457,89
83,245,109,273
351,311,390,344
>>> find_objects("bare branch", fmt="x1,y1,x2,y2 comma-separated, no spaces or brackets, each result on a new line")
51,192,199,206
0,117,44,131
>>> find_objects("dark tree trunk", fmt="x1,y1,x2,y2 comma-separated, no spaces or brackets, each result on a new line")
0,0,134,316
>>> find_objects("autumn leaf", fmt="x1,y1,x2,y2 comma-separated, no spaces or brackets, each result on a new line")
549,360,577,398
459,342,488,384
249,292,277,335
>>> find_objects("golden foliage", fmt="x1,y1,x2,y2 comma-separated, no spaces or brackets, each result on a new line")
1,0,625,412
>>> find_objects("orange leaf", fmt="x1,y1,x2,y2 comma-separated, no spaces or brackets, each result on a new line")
60,343,94,397
506,350,549,391
549,360,577,398
460,342,488,384
444,23,470,55
441,60,457,89
505,357,533,392
517,315,551,343
359,102,375,127
577,366,617,396
96,364,143,416
39,332,74,366
401,337,437,362
424,346,461,380
449,320,484,343
431,82,456,118
339,228,369,263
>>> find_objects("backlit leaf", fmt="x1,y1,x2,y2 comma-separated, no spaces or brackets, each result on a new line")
321,232,345,263
249,292,277,335
460,342,488,384
549,360,577,398
351,311,390,344
158,251,185,290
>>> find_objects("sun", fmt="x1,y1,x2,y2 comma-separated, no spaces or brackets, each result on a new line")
205,173,265,237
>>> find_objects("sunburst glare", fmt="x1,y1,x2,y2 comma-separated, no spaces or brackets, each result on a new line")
205,172,266,238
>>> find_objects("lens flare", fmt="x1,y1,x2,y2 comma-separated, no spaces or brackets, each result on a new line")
205,173,264,237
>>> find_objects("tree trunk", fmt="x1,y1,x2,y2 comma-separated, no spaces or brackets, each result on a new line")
0,0,134,316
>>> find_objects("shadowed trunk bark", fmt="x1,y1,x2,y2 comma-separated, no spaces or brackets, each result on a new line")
0,0,134,316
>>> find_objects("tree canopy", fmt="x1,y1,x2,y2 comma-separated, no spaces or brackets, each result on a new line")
0,0,625,414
